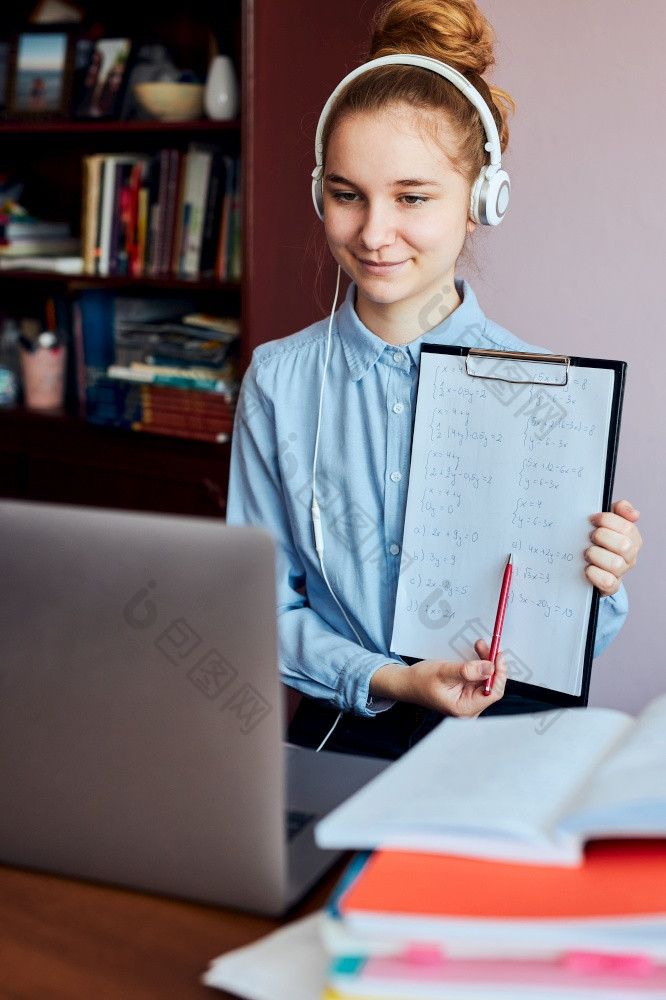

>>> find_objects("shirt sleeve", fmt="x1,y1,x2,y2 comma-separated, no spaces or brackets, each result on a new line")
593,585,628,658
226,362,400,717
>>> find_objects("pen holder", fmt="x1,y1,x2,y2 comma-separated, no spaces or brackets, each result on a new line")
20,332,67,412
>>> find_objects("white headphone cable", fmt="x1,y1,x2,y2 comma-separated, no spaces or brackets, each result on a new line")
310,263,340,559
316,709,344,753
311,265,366,750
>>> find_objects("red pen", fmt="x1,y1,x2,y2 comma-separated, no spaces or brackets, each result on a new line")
484,553,513,695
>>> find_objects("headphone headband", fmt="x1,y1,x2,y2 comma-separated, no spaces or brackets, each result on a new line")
311,53,510,226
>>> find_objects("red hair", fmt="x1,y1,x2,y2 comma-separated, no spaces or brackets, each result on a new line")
321,0,515,182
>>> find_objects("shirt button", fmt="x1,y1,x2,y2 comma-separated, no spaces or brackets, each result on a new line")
390,470,402,483
389,543,400,556
392,402,404,414
393,351,403,364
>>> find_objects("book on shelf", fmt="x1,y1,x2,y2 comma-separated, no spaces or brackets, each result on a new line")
143,384,235,413
140,401,233,428
0,218,71,240
110,301,239,392
315,694,666,867
115,330,235,368
106,363,235,394
132,424,230,444
81,154,105,273
146,148,173,278
182,313,241,337
123,159,147,278
0,255,83,274
228,161,242,282
0,237,81,256
128,161,152,279
73,288,115,377
214,154,241,282
115,319,239,358
134,393,233,439
94,154,150,277
117,359,235,383
199,150,227,278
81,147,240,282
0,211,78,259
109,159,143,277
75,290,238,442
85,377,234,441
137,387,236,440
160,149,182,277
177,145,214,279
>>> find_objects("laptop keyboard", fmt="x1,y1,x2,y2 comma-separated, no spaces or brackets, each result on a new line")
286,809,315,841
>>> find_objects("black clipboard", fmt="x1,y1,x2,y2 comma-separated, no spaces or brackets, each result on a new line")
391,345,626,708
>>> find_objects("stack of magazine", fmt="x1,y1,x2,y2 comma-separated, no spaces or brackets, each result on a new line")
0,206,81,271
84,300,239,442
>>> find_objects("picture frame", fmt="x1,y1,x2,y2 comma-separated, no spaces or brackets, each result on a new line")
5,28,75,119
71,37,132,120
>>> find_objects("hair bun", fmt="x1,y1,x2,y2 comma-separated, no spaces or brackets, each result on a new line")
369,0,496,78
367,0,514,153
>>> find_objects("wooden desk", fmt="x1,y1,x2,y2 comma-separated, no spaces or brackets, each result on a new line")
0,863,339,999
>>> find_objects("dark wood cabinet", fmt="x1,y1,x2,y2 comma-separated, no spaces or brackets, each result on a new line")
0,0,379,515
0,407,230,516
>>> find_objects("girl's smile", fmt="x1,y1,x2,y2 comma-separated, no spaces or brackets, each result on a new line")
356,257,411,274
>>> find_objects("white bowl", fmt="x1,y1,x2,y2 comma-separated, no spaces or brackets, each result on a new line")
133,82,205,122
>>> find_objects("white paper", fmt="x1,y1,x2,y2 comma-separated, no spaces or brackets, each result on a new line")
315,707,631,863
202,912,328,1000
391,352,615,696
560,693,666,836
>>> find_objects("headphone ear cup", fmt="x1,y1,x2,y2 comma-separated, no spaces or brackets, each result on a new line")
470,166,511,227
311,167,325,221
469,171,483,226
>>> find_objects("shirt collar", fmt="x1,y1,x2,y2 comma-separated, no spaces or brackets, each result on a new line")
406,279,489,367
336,280,490,381
337,283,389,381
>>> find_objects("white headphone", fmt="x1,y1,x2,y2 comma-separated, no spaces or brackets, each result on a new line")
311,53,510,227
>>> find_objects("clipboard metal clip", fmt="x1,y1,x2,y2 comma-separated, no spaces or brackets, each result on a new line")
465,349,571,387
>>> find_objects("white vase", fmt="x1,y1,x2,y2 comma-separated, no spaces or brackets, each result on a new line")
204,56,239,121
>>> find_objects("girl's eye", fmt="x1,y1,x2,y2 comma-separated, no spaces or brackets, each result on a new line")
328,191,429,206
401,194,429,206
331,191,360,203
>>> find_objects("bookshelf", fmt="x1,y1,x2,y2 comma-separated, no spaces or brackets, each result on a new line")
0,0,376,517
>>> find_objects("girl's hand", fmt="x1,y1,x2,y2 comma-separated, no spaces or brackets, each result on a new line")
370,639,506,717
586,499,642,597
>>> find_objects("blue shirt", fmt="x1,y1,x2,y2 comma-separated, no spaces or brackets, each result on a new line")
227,280,628,716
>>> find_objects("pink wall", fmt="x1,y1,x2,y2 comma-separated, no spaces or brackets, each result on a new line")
456,1,666,712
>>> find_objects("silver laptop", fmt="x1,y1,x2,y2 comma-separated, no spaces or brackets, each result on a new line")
0,499,386,916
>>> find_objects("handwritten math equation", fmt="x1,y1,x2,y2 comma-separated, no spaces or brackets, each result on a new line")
392,352,615,695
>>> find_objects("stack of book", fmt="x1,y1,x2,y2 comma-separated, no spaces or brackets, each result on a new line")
81,144,241,282
321,844,666,999
0,209,81,269
74,290,240,443
315,696,666,999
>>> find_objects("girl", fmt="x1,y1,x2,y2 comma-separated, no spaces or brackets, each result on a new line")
227,0,642,758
